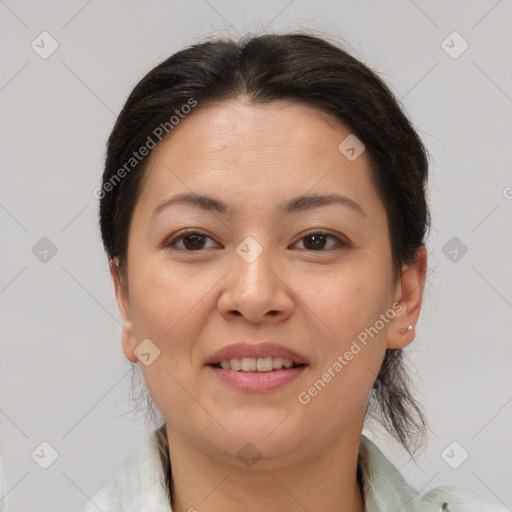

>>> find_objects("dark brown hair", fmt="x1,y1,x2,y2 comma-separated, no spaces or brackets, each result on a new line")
99,32,429,485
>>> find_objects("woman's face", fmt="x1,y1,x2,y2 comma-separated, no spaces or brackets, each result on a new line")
113,99,424,467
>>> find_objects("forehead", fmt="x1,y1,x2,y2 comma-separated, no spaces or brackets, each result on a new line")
150,99,359,166
135,99,383,220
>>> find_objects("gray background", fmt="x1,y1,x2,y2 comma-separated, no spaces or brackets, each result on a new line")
1,1,511,510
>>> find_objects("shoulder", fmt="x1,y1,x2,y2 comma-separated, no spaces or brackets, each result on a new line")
415,485,510,512
359,436,509,512
81,430,172,512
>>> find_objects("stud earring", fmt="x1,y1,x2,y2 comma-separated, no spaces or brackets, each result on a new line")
400,325,413,334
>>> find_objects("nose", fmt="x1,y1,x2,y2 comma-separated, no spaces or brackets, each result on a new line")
217,241,294,324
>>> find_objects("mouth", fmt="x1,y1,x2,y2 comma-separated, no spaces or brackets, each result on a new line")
205,342,309,391
210,356,306,372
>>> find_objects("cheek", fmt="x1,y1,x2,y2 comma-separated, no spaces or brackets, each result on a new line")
297,261,393,401
128,264,209,397
130,261,209,339
296,275,390,434
304,260,394,343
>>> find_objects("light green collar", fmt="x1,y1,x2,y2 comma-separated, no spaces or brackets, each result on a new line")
81,430,508,512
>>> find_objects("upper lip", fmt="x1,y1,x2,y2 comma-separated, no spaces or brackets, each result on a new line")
205,342,309,366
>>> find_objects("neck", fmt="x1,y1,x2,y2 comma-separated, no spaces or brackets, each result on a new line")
166,425,365,512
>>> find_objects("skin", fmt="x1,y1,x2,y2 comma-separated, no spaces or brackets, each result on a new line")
110,98,427,512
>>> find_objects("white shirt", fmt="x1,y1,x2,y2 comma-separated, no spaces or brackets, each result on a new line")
80,430,509,512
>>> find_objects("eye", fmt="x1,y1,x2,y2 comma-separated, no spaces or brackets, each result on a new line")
165,230,220,251
165,229,348,252
293,231,347,251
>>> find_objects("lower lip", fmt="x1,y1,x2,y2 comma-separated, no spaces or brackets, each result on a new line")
207,365,307,391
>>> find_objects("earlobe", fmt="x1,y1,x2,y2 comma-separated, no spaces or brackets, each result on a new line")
110,258,138,363
386,246,427,349
121,322,138,363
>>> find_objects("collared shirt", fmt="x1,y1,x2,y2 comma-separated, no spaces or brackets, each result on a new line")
81,430,509,512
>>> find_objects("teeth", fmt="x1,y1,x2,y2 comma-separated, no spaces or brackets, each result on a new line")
272,357,283,369
217,356,297,372
256,357,273,372
241,357,257,371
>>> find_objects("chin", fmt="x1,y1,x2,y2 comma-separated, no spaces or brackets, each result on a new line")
221,414,305,453
208,431,305,470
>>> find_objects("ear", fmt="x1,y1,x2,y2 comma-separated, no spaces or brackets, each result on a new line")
386,245,427,349
110,258,138,363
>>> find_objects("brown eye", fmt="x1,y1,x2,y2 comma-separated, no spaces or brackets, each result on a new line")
166,231,219,251
294,232,346,251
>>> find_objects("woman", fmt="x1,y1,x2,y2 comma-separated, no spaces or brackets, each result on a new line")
84,33,507,511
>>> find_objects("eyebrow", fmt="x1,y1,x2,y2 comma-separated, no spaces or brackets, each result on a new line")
152,192,365,218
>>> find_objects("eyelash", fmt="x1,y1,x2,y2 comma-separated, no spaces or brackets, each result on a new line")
165,229,348,252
